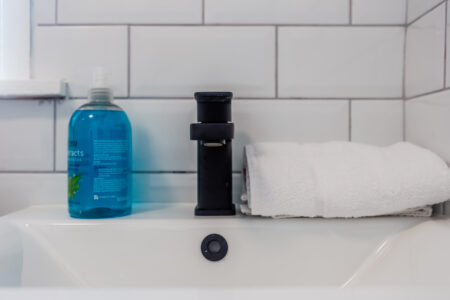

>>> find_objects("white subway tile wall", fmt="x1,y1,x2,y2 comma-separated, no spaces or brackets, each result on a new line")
57,0,202,24
204,0,349,24
5,0,441,214
232,100,349,169
0,174,66,216
55,99,348,172
352,0,406,25
278,27,404,98
404,1,450,164
130,27,275,98
406,90,450,163
405,3,445,98
351,100,404,146
0,100,53,171
33,26,128,97
407,0,444,23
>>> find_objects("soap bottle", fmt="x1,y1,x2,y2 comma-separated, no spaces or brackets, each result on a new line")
68,68,132,218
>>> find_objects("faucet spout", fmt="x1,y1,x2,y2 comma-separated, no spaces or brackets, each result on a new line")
190,92,235,216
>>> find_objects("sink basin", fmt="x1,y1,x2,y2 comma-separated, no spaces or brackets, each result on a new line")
0,204,450,289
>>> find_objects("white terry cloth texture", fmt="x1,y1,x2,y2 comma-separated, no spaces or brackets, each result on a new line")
241,142,450,218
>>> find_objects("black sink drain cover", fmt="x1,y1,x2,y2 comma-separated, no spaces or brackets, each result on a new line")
201,234,228,262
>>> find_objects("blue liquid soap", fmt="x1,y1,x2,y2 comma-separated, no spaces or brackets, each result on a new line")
68,70,132,218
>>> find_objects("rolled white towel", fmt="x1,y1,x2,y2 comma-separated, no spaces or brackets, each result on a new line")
241,142,450,218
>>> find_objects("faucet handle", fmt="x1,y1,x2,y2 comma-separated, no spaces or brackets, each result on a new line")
190,123,234,141
194,92,232,123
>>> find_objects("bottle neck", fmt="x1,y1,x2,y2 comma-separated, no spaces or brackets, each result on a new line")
89,87,113,103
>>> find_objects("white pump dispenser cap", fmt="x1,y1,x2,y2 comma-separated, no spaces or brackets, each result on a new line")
89,67,113,102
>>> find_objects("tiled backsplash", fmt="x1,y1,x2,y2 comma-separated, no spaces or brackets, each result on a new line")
278,27,404,98
130,27,275,97
34,26,128,97
407,0,443,23
55,99,349,172
405,1,450,163
0,0,445,215
405,2,446,98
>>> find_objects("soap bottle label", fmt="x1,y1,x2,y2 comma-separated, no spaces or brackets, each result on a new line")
68,139,130,207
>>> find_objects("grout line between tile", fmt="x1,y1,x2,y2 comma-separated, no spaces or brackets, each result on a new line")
29,0,33,78
402,99,406,141
66,96,404,101
55,0,58,24
275,26,278,98
0,171,67,174
402,26,407,99
202,0,205,24
52,100,57,171
238,97,403,100
349,100,352,141
404,0,409,24
127,25,131,97
405,86,450,100
407,0,446,26
349,0,352,25
0,96,65,100
114,96,193,100
36,23,406,27
0,170,242,174
347,98,404,101
132,171,198,174
444,0,448,88
402,0,408,142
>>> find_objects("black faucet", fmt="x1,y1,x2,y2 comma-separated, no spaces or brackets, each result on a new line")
190,92,235,216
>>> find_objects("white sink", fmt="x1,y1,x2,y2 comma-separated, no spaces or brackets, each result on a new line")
1,204,450,289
